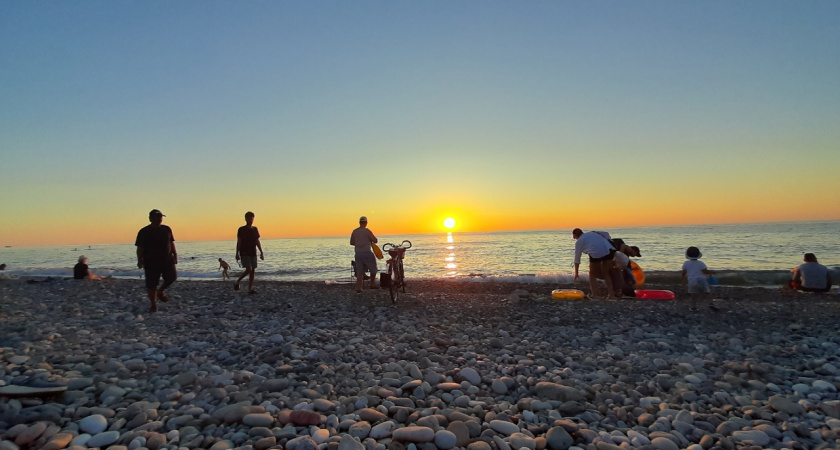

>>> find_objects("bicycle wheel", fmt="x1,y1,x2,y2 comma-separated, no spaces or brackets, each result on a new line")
389,264,399,303
399,260,406,293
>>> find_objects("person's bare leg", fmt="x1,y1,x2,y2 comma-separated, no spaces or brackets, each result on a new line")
235,268,250,289
588,261,599,298
248,270,256,292
602,261,616,299
355,274,363,293
369,271,377,289
146,288,158,312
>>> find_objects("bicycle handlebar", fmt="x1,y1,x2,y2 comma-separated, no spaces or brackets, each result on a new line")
382,240,412,251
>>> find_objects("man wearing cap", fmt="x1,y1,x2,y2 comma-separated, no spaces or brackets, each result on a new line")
235,211,264,294
350,216,378,293
136,209,178,312
572,228,617,300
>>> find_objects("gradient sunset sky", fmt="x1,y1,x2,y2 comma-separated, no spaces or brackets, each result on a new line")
2,2,838,247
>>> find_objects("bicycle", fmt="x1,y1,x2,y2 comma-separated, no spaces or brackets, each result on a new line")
382,240,412,303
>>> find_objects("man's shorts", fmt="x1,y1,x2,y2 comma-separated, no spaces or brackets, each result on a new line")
240,255,258,269
355,251,377,276
687,278,710,294
144,263,177,289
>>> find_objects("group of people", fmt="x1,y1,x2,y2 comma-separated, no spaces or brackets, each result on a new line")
61,218,837,313
132,209,265,312
573,228,836,309
572,228,642,300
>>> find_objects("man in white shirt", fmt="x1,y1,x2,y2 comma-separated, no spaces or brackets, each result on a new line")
573,228,617,300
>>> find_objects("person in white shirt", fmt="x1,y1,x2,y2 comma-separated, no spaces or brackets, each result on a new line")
573,228,617,300
681,246,718,311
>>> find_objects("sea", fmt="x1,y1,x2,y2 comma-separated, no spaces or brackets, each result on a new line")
1,221,838,288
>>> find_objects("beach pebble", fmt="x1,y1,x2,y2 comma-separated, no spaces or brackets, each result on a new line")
393,426,435,442
79,414,108,434
458,367,481,385
14,422,47,447
434,430,458,449
86,431,120,448
338,434,366,450
242,413,274,427
732,430,770,446
489,420,520,436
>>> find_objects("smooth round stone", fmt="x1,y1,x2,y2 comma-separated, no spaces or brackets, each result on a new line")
393,426,435,442
489,420,519,436
437,383,461,391
684,375,702,384
80,414,108,434
71,434,92,446
459,368,481,385
349,421,372,439
87,431,120,448
732,430,770,446
358,408,388,423
814,380,837,392
312,428,330,444
510,432,536,450
434,430,457,449
14,422,47,447
545,426,574,450
491,379,508,394
338,434,365,450
370,421,395,439
314,399,335,411
9,355,29,364
651,437,679,450
243,413,274,427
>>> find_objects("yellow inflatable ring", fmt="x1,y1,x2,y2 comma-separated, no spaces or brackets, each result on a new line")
551,289,586,300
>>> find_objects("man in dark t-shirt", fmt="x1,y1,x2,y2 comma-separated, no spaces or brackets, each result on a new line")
135,209,178,312
235,211,264,294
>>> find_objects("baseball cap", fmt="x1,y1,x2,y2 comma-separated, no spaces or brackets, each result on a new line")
359,216,367,222
149,209,165,218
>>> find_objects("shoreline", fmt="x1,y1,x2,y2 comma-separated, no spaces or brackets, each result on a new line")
2,278,840,449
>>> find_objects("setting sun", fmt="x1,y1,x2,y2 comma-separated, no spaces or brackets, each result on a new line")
443,217,456,229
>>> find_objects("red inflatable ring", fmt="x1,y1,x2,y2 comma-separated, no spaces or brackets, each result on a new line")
634,289,675,300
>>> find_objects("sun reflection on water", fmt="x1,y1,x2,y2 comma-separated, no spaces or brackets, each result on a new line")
445,232,458,276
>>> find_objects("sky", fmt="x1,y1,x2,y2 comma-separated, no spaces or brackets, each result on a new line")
2,1,839,247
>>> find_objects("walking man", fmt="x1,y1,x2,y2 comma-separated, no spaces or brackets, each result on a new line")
235,211,264,294
572,228,617,300
350,216,378,294
136,209,178,312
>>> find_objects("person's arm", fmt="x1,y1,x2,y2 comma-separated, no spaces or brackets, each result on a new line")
171,241,178,265
369,230,377,244
350,232,355,246
792,267,801,283
137,247,144,269
574,263,580,281
702,269,715,275
236,236,242,261
257,239,264,260
87,268,101,280
573,240,583,280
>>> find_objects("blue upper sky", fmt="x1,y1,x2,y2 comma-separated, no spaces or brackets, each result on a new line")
1,1,839,245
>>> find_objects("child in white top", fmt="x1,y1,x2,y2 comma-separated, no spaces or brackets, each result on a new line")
681,246,717,311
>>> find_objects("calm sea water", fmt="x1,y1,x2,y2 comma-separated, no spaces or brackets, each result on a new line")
1,221,838,287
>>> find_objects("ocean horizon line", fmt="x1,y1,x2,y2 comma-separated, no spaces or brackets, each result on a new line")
4,218,839,249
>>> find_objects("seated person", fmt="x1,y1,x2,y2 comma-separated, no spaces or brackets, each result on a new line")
73,255,103,280
789,253,832,293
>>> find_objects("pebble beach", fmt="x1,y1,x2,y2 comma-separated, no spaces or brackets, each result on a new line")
1,278,840,450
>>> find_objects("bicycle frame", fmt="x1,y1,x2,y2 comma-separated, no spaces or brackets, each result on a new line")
383,240,411,303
